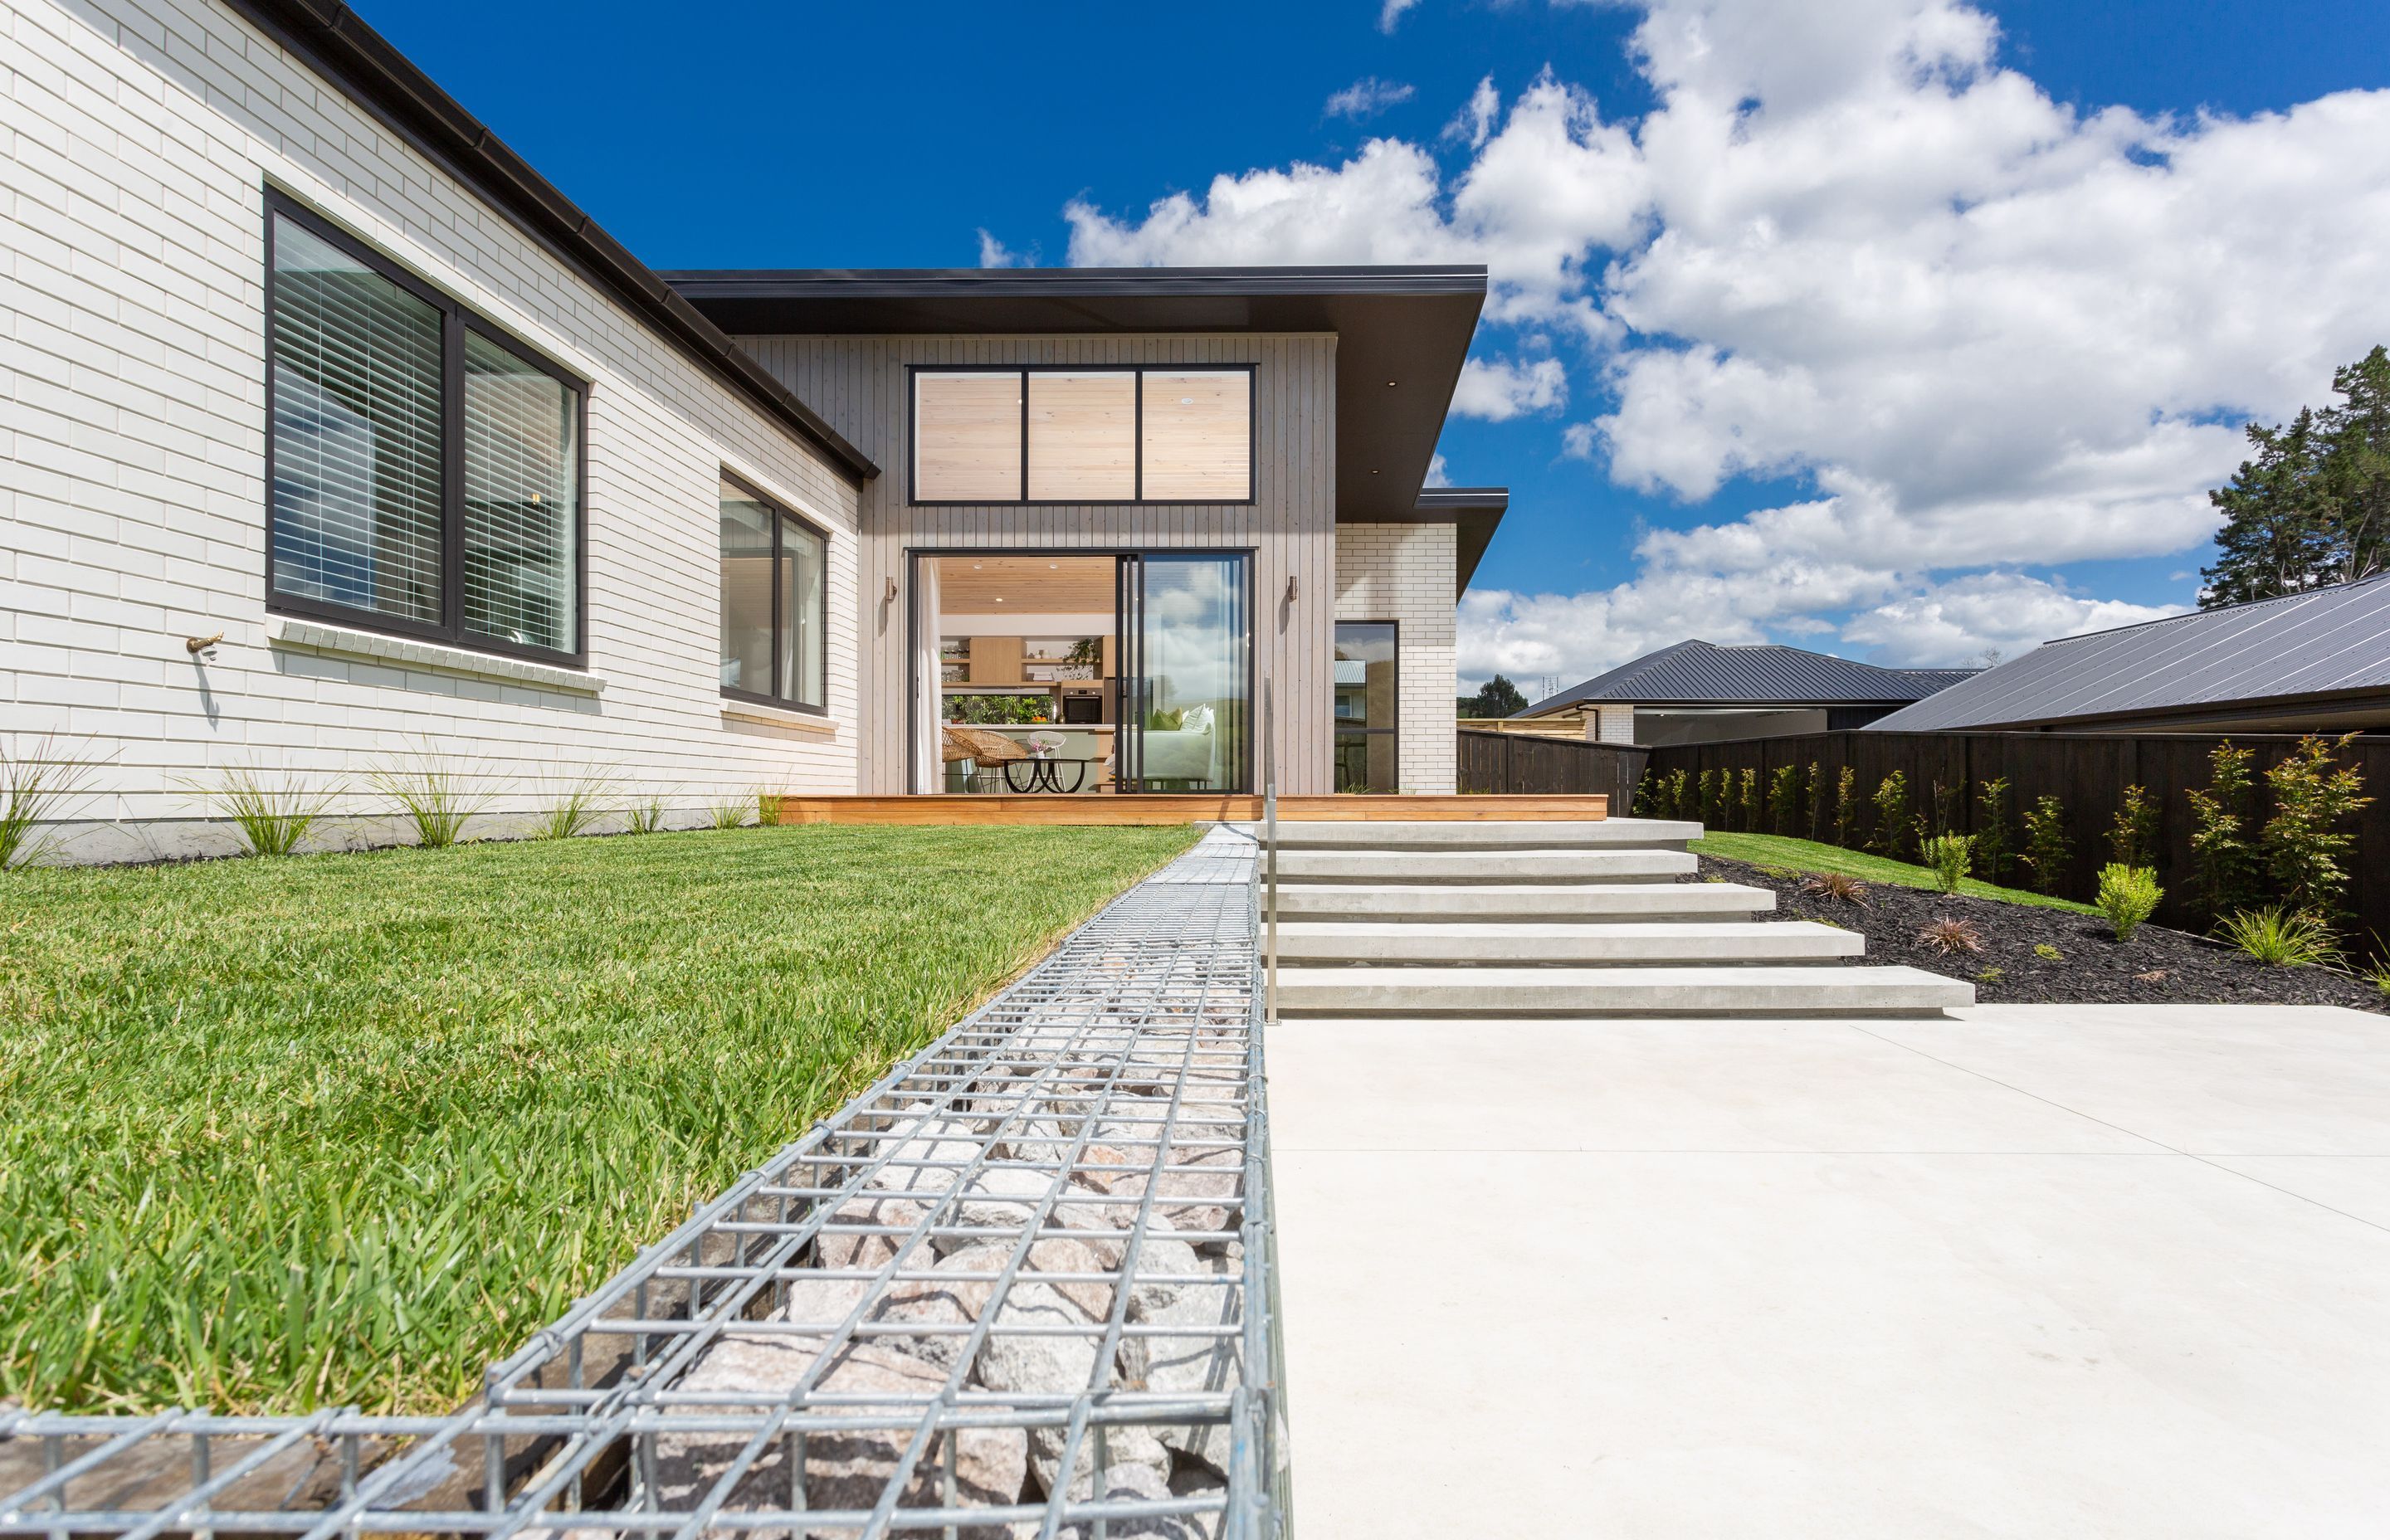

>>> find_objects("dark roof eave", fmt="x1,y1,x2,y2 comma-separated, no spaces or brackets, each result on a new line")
660,266,1492,301
224,0,877,484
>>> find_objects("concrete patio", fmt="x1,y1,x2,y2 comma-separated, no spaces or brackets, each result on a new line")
1271,1003,2390,1538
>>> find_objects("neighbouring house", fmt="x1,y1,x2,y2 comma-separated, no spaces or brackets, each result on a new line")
4,0,1505,862
1514,641,1976,748
1868,574,2390,734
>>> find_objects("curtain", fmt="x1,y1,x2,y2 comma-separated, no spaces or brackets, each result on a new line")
914,558,943,793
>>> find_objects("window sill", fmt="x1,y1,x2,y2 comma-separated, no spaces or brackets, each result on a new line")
268,616,605,694
721,699,841,736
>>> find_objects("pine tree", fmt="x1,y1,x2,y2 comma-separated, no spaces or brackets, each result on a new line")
2202,347,2390,606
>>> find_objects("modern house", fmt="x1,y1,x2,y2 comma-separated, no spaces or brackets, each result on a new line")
2,0,1503,862
1868,575,2390,734
1514,641,1975,748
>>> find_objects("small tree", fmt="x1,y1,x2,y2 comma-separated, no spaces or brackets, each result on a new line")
1832,766,1861,847
2107,784,2159,870
2185,741,2261,922
1871,772,1910,858
2021,794,2071,896
1767,763,1802,835
1461,674,1529,718
1697,769,1719,830
1737,768,1761,832
1803,760,1824,837
1666,768,1690,821
1921,832,1972,894
1973,777,2014,882
2260,733,2371,917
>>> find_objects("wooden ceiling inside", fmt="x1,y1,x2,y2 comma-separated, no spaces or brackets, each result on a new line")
935,555,1116,616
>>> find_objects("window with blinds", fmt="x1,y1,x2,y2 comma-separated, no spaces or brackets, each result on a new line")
719,474,828,712
265,196,585,664
910,365,1254,504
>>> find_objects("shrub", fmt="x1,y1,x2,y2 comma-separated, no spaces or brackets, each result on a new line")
1798,871,1869,906
531,772,617,841
1832,766,1861,847
2185,741,2260,923
1737,768,1760,832
756,788,784,827
1973,777,2014,881
1920,832,1973,894
1667,768,1690,821
625,795,670,835
370,743,492,849
2107,784,2158,870
2217,906,2340,968
1,733,105,870
187,762,342,857
1768,763,1802,836
2260,733,2370,918
1871,772,1910,858
709,796,752,830
2095,864,2163,942
1915,917,1985,955
2032,943,2063,961
2020,794,2071,895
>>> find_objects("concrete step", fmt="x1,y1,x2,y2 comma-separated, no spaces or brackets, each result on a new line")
1275,963,1973,1016
1274,920,1863,965
1270,818,1700,851
1269,881,1775,922
1275,847,1697,885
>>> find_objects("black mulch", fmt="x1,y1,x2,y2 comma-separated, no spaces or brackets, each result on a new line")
1695,853,2387,1012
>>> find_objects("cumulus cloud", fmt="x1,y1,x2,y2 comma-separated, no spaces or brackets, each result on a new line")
1841,573,2183,665
1325,76,1417,119
1053,0,2390,681
1451,355,1568,420
1379,0,1420,33
976,230,1027,268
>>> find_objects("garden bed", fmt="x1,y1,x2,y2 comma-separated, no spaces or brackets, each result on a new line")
1698,851,2386,1011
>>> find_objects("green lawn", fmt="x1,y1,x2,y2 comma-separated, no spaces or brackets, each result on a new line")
0,822,1196,1416
1689,830,2098,914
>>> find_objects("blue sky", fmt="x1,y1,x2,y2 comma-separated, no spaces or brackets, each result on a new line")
375,0,2390,692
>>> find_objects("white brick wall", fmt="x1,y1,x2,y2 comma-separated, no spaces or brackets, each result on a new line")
1332,522,1456,793
0,0,865,861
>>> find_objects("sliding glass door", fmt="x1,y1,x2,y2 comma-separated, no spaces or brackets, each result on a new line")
1116,553,1251,793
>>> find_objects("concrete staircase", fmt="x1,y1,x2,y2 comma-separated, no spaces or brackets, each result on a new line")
1266,818,1973,1016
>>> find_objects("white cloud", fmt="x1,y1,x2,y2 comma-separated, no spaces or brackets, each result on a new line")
1379,0,1421,33
976,229,1026,268
1840,573,2183,665
1451,355,1568,420
1053,0,2390,680
1425,451,1453,486
1325,76,1417,120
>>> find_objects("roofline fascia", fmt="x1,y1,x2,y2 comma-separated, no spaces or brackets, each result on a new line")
661,266,1493,302
220,0,878,484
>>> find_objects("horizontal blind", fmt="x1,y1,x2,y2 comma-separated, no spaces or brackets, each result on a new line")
269,216,444,624
461,331,579,653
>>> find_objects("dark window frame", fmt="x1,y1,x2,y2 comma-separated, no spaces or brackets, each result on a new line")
262,188,590,669
719,470,832,716
905,363,1260,509
1333,618,1401,792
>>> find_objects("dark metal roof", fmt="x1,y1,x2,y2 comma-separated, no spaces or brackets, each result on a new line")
663,266,1489,523
1867,574,2390,732
223,0,876,482
1520,641,1978,714
1402,487,1508,596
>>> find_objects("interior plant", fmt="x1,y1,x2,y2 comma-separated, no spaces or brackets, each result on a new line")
2217,905,2340,967
1,733,105,870
1871,771,1910,858
530,772,618,841
2107,784,2159,870
1062,636,1103,680
1832,766,1861,848
186,762,343,857
2259,733,2370,919
2095,864,2163,942
1737,767,1760,832
1973,777,2014,882
1768,763,1802,836
1920,831,1973,894
2185,740,2260,923
369,742,491,850
2020,793,2071,895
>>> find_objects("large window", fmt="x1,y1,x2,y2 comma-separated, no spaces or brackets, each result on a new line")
719,474,827,712
1334,621,1398,793
265,194,584,663
911,366,1253,505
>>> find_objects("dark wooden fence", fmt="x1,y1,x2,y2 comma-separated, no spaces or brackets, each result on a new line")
1457,730,1649,807
1637,730,2390,941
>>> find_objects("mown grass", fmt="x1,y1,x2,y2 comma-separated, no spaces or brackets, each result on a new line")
1690,830,2098,914
0,822,1197,1416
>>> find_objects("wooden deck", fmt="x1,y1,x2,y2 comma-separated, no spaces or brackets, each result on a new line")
773,793,1608,826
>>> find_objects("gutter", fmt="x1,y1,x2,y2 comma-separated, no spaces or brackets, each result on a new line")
221,0,878,485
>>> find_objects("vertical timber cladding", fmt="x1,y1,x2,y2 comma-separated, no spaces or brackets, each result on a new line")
737,334,1339,793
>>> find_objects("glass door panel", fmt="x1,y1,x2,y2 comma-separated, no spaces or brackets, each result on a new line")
1120,553,1250,792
